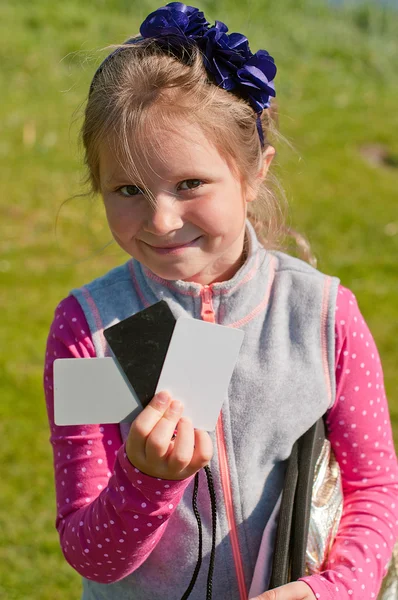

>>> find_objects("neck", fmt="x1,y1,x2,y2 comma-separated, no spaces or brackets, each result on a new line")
184,231,249,286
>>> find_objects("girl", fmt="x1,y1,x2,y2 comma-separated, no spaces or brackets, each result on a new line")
44,3,398,599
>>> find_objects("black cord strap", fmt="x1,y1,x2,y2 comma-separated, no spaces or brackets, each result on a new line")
204,465,217,600
179,465,217,600
180,471,203,600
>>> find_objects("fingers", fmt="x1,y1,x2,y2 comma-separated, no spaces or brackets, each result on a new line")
127,390,214,479
190,428,213,471
145,399,184,462
251,582,316,600
128,391,172,457
167,417,195,472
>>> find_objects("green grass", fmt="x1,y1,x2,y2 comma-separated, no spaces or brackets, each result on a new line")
1,0,398,597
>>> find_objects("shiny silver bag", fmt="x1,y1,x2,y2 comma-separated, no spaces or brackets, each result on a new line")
306,437,398,599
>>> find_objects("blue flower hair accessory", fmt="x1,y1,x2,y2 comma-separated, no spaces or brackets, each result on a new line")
90,2,277,146
140,2,209,38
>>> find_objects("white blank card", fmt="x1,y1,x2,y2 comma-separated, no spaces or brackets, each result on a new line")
156,318,244,430
54,357,141,426
54,317,244,431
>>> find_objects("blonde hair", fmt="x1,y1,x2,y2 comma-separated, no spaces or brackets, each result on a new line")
80,37,315,264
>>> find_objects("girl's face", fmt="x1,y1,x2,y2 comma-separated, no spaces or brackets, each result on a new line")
99,121,271,285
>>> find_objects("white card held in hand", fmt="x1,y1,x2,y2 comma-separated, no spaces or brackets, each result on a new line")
53,357,142,426
53,318,244,430
156,318,244,431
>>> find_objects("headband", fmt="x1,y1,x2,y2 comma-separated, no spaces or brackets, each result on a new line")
89,2,277,147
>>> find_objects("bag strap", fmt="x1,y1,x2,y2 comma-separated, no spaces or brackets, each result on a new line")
269,417,326,588
291,418,326,580
269,441,299,588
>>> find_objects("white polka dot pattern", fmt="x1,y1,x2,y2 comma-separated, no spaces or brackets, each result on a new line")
43,289,398,595
300,286,398,599
43,295,192,584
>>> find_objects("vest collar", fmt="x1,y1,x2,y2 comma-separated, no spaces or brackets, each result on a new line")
133,219,264,301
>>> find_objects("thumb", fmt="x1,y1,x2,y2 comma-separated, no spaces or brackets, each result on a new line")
251,591,281,600
251,581,315,600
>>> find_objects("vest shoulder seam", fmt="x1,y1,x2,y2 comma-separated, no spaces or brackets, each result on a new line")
270,251,338,281
72,264,132,294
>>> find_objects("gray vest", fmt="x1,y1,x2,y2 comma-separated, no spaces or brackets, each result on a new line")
71,221,339,599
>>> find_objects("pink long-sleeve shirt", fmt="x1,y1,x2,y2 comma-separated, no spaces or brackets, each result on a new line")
44,284,398,598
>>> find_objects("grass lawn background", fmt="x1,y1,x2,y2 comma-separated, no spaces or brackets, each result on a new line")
1,0,397,598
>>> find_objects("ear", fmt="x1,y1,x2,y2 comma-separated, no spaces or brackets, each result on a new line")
259,144,276,178
245,145,276,203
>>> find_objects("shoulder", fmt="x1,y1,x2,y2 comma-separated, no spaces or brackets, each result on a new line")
49,260,132,344
268,253,362,329
52,294,89,326
270,250,339,287
334,284,377,360
46,295,95,360
268,250,340,312
45,265,138,373
334,284,365,342
72,260,132,296
271,250,322,276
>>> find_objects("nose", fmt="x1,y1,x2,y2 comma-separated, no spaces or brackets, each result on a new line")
143,193,184,236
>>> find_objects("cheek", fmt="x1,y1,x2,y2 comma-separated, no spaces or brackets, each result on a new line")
104,200,142,234
188,190,246,235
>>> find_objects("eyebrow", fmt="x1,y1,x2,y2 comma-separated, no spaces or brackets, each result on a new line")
104,175,144,187
104,172,211,187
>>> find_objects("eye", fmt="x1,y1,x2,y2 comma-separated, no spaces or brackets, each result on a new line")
117,185,143,197
178,179,203,191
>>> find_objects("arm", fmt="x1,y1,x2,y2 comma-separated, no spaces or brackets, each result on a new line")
299,285,398,599
44,296,192,583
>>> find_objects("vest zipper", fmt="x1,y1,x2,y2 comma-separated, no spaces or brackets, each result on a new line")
200,285,216,323
199,285,247,599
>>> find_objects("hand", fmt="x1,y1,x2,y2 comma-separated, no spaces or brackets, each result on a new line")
126,391,213,480
251,582,316,600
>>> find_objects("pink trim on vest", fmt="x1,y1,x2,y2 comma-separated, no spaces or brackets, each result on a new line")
140,253,259,298
216,415,247,600
320,276,333,408
142,266,200,297
81,286,108,355
219,253,260,296
228,255,276,329
128,261,151,308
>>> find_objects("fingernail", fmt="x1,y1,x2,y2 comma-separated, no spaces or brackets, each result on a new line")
156,391,169,404
170,400,183,413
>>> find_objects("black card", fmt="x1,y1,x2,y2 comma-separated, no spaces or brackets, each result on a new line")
103,301,176,408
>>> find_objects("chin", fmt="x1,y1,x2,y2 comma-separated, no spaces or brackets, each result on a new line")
143,262,195,282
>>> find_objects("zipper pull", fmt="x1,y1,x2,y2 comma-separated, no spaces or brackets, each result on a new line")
201,285,215,323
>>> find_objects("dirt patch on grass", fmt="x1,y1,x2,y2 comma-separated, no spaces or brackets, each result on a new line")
359,144,398,169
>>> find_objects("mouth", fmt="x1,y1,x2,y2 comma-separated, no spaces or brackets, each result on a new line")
141,237,202,255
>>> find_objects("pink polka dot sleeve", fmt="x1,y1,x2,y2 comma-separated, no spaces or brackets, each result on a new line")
300,286,398,599
43,295,192,584
45,287,398,593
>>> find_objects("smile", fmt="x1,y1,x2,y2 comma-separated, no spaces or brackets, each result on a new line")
141,237,202,255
